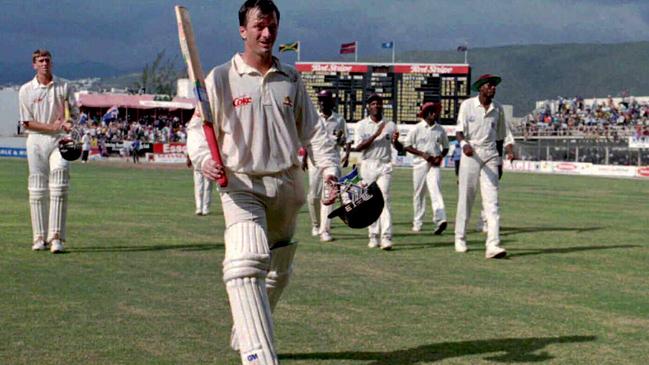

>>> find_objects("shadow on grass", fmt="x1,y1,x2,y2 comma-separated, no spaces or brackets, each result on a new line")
508,244,638,257
70,242,224,253
500,225,602,236
279,335,596,364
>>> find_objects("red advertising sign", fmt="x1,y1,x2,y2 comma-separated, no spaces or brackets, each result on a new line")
393,64,470,75
555,162,577,171
637,166,649,177
152,143,187,154
295,63,369,73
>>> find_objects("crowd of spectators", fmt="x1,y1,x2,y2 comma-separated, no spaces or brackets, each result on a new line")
77,114,188,157
518,96,649,141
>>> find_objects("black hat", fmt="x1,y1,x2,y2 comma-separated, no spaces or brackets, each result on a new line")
471,74,502,92
366,93,382,104
317,89,333,99
327,182,384,229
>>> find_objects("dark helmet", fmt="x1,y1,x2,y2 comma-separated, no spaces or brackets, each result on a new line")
317,89,334,100
327,182,384,229
58,137,82,161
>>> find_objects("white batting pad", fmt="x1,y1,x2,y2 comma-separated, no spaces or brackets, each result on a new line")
28,173,49,241
267,241,298,312
223,222,278,365
48,168,69,241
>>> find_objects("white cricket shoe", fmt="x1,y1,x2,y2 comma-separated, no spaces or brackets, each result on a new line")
454,239,468,253
195,209,203,216
380,238,393,251
411,225,421,233
486,246,507,259
368,236,380,248
320,232,334,242
311,227,319,237
32,239,47,251
202,210,210,216
434,221,448,235
50,239,65,254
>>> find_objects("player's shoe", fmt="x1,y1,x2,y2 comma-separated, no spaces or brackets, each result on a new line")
202,210,210,216
486,246,507,259
380,238,393,251
311,226,319,237
50,239,65,254
320,232,334,242
434,221,447,235
32,238,48,251
195,209,203,216
368,236,380,248
411,224,421,233
454,239,468,253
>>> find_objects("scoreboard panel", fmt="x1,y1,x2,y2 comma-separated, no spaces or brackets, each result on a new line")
296,62,471,125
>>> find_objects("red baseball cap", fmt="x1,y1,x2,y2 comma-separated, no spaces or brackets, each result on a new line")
419,101,442,118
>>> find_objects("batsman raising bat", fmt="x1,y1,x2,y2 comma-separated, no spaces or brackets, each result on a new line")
19,49,79,254
178,1,339,364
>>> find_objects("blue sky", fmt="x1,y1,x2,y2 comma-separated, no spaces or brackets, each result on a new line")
2,0,649,72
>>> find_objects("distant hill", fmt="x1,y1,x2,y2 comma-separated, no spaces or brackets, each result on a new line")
391,41,649,116
3,42,648,116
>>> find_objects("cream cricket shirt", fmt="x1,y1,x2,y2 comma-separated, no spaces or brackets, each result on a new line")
405,120,449,168
307,111,350,163
187,53,337,177
354,117,397,164
19,76,78,134
456,96,514,161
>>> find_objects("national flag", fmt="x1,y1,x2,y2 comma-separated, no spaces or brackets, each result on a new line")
78,112,88,125
381,41,394,49
340,41,357,54
457,45,468,52
102,106,119,122
279,41,299,53
339,167,361,185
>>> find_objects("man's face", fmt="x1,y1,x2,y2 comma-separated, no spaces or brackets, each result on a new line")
424,111,437,125
367,100,383,120
480,82,497,99
32,55,52,76
318,98,334,114
239,8,278,57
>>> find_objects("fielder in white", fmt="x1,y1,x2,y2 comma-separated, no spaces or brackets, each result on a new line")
397,101,449,235
186,1,338,364
19,49,78,254
186,154,213,216
354,93,398,250
454,74,515,259
303,89,351,242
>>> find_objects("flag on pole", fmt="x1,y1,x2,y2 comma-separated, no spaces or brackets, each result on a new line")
340,41,357,54
102,106,119,123
457,45,468,52
381,41,394,49
279,41,299,53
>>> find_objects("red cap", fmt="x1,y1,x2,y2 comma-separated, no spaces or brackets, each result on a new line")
419,101,442,118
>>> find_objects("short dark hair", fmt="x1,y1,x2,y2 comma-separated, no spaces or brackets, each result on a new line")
32,49,52,63
238,0,280,26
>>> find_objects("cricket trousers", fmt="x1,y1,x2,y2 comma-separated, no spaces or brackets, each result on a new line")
412,163,447,229
193,168,213,214
359,159,392,240
454,151,502,248
306,158,336,235
26,133,70,243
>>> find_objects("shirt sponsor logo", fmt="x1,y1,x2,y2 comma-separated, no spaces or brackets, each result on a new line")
283,96,293,107
233,96,253,108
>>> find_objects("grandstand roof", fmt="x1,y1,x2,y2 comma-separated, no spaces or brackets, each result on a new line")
77,93,195,110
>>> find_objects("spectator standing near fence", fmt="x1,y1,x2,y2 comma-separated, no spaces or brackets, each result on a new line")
81,131,91,163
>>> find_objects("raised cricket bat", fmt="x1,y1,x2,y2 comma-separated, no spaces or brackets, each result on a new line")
175,5,228,187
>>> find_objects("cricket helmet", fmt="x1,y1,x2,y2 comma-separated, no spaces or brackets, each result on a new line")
58,137,82,161
327,181,384,229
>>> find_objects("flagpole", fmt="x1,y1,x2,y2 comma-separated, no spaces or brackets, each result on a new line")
355,41,358,62
464,41,468,64
297,41,301,62
392,41,396,64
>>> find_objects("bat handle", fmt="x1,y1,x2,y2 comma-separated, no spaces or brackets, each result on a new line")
202,123,228,187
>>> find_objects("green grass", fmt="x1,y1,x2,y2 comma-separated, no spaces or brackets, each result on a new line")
1,158,648,365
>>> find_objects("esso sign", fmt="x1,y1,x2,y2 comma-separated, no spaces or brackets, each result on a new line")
160,143,187,154
637,166,649,177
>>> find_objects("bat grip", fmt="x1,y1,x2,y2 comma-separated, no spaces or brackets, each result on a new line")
202,123,228,187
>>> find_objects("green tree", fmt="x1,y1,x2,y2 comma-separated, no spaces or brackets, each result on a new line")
136,50,180,97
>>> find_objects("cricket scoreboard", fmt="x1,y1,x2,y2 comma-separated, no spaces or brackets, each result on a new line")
295,62,471,125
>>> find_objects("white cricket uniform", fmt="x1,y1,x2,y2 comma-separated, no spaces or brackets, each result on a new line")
186,53,337,365
454,96,514,250
404,120,449,229
306,111,349,235
354,117,397,242
19,76,78,243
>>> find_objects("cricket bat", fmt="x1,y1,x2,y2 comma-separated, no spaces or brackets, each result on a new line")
175,5,228,187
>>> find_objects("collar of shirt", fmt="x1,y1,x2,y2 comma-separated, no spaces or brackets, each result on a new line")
319,112,337,121
232,53,288,78
419,119,437,129
30,75,57,88
472,96,496,115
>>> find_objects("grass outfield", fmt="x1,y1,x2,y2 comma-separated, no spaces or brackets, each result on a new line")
1,157,648,365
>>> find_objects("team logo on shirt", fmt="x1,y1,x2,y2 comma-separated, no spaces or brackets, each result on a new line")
233,95,252,107
283,96,293,107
